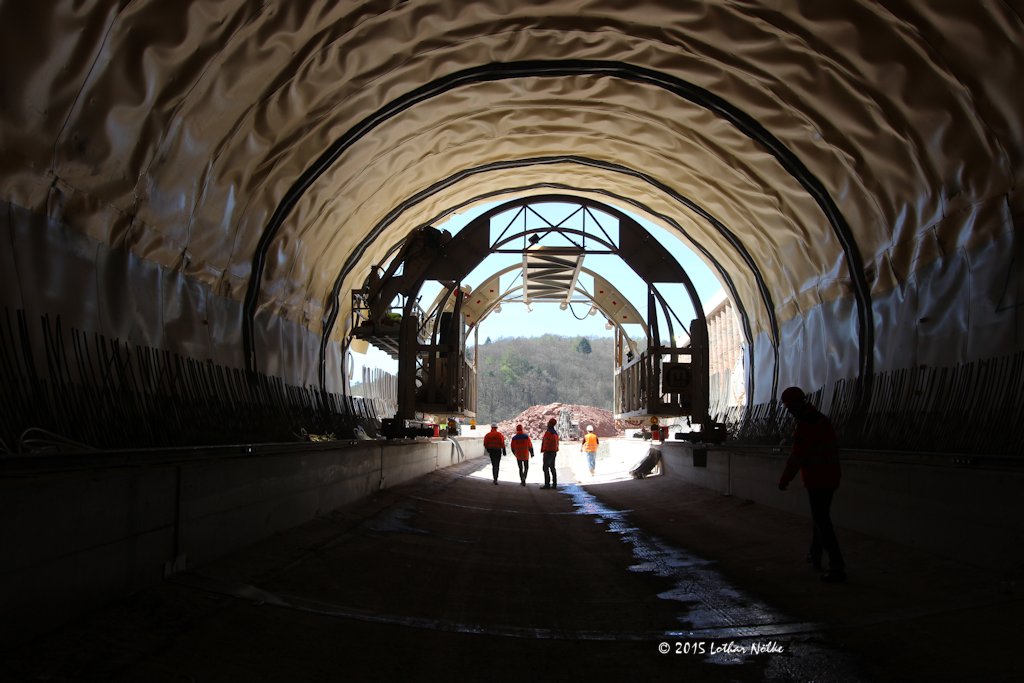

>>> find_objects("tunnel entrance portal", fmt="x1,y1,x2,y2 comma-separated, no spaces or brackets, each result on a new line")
348,196,714,434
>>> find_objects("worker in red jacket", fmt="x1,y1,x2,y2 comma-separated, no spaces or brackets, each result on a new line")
777,386,846,583
540,418,560,489
509,424,534,487
482,423,506,485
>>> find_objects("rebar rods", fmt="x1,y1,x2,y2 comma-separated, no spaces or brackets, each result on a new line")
720,354,1024,456
0,308,374,453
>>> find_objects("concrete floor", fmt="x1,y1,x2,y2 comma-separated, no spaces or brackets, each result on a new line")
1,451,1019,682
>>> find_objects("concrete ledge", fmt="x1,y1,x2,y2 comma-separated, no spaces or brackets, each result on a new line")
658,442,1024,571
0,438,478,643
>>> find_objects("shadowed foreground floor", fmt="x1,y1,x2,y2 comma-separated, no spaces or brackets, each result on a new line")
1,453,1019,682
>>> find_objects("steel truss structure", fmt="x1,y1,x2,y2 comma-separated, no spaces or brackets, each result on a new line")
350,196,711,427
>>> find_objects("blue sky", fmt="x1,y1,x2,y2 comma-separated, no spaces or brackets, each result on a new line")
350,201,724,377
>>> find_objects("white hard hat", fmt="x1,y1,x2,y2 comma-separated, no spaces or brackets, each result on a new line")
586,424,594,431
491,422,498,428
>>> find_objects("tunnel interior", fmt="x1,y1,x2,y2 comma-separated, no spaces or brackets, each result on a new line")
2,3,1023,451
2,5,1024,680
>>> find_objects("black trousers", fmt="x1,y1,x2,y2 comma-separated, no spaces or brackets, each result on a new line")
516,459,529,482
487,449,502,481
807,488,845,570
542,452,557,486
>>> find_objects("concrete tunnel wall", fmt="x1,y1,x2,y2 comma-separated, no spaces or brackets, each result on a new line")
2,432,1021,647
0,437,478,645
655,442,1024,574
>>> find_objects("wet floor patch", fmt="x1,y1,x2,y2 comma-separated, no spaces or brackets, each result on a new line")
566,482,869,680
565,482,810,636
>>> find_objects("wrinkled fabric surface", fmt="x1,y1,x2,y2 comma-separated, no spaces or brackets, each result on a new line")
0,1,1022,398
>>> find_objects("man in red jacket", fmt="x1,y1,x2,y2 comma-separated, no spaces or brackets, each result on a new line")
510,424,534,487
777,386,846,583
482,423,506,485
540,418,560,489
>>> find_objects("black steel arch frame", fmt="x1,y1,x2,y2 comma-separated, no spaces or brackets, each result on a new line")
367,194,714,421
243,59,872,411
321,164,774,407
323,174,757,357
441,194,708,336
377,180,765,410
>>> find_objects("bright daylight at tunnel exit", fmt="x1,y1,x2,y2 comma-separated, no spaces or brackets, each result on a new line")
347,197,733,445
1,2,1022,682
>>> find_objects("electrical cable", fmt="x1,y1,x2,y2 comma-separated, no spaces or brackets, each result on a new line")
568,301,592,321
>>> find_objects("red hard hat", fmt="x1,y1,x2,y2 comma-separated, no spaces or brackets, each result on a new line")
515,424,524,432
780,386,806,406
547,418,557,426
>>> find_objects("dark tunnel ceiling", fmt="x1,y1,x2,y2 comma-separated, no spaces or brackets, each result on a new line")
2,1,1022,394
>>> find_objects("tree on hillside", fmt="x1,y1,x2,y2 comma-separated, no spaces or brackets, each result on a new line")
472,335,614,421
575,337,592,354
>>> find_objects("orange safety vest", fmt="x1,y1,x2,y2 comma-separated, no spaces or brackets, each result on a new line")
541,429,559,453
582,432,599,452
510,433,533,460
483,429,505,450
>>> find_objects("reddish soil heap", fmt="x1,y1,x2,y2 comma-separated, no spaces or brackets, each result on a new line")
495,402,620,441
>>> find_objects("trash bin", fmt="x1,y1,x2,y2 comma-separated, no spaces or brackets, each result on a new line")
431,423,439,437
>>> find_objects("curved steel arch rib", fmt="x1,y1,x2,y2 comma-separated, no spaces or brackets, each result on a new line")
348,193,721,420
359,180,766,410
244,60,869,406
320,166,776,408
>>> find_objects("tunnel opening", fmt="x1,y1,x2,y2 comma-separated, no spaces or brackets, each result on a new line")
347,196,736,440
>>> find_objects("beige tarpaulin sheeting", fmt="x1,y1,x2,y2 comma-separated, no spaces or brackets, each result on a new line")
1,1,1022,402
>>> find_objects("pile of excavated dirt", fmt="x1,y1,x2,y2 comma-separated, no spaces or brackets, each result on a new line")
495,402,620,441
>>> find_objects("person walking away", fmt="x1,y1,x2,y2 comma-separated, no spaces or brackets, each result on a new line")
777,386,846,583
540,418,560,489
581,425,599,476
510,424,534,487
482,422,506,485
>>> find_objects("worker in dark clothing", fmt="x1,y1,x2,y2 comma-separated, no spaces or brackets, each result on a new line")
482,422,506,485
777,386,846,583
540,418,560,489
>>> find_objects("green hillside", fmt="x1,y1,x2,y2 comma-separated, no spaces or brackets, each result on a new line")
470,334,615,422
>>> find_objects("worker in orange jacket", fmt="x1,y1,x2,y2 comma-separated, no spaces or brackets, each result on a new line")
509,424,534,487
581,424,599,475
482,423,506,485
540,418,560,489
